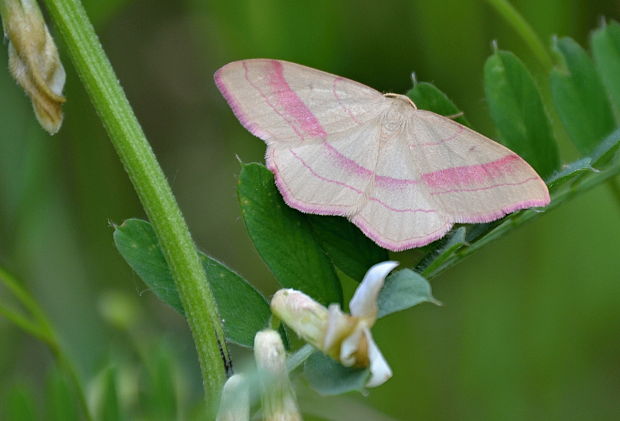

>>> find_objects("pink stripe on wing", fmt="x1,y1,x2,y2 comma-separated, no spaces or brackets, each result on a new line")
431,176,540,195
267,148,353,216
214,69,270,140
272,147,434,214
268,60,327,139
422,154,520,188
322,143,419,188
323,142,372,178
243,61,305,141
289,148,364,194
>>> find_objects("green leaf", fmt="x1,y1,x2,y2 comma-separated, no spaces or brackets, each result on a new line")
550,37,615,154
307,215,389,282
545,129,620,191
416,227,467,277
114,219,271,347
114,219,183,311
591,20,620,117
545,127,620,192
377,269,440,318
46,368,79,421
238,163,342,305
304,352,369,395
3,384,37,421
484,50,559,178
546,158,593,190
204,258,273,348
98,367,123,421
407,81,470,127
464,221,501,244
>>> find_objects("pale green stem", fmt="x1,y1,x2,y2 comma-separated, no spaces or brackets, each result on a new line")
39,0,227,405
0,304,45,338
485,0,554,71
286,344,315,372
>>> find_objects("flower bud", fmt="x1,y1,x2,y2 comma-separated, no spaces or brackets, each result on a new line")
254,329,301,421
271,289,357,360
216,374,249,421
270,289,329,348
1,0,66,134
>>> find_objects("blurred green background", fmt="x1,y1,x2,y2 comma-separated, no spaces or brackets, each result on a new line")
1,0,619,419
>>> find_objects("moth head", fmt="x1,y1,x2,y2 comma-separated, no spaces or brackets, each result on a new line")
384,92,417,109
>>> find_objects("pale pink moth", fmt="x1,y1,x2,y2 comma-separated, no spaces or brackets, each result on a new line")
214,59,550,251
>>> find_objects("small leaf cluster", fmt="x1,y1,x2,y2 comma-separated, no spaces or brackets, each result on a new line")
408,22,620,278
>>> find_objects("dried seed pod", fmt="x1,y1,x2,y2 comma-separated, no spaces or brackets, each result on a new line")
1,0,66,134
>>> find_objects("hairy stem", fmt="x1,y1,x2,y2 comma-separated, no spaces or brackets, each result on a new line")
41,0,227,403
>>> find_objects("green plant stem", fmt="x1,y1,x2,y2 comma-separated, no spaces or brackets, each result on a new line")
0,268,93,421
49,343,93,421
0,303,44,338
486,0,554,71
287,344,315,372
41,0,227,402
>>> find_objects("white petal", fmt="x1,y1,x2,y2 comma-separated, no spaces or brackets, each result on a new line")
216,374,249,421
349,261,399,319
323,304,353,351
254,330,303,420
270,289,328,349
363,327,392,388
339,325,364,367
254,329,287,374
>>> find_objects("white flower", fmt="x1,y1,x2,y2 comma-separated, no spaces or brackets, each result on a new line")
254,329,302,421
271,261,398,388
216,374,249,421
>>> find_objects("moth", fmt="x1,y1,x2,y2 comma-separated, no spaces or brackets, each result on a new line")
215,59,550,251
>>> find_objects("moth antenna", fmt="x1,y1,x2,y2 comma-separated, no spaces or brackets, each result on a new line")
446,111,464,120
